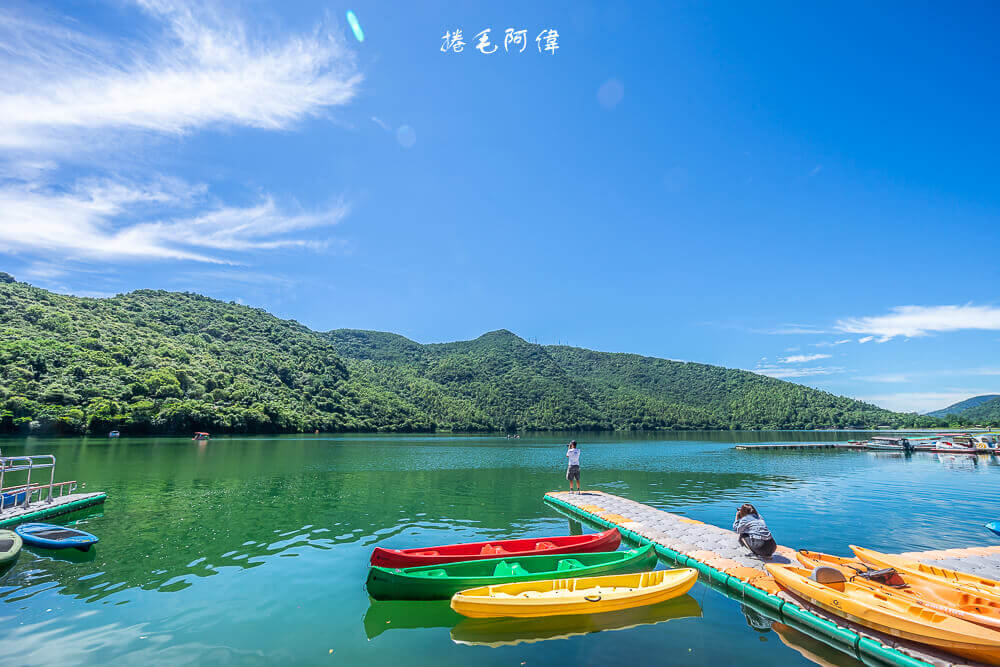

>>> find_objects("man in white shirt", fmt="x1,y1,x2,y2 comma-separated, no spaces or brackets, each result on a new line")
566,441,581,493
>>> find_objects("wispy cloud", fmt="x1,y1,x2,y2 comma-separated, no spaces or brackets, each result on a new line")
837,305,1000,342
0,1,361,269
752,365,844,379
856,367,1000,384
0,1,361,156
0,179,347,263
809,165,822,176
754,324,832,335
780,353,832,364
812,339,851,348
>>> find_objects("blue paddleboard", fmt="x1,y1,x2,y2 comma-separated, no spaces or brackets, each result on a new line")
985,521,1000,538
15,523,98,552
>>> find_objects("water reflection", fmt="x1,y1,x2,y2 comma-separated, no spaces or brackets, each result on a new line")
450,595,702,646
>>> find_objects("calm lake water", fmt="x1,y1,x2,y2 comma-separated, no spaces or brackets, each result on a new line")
1,432,999,666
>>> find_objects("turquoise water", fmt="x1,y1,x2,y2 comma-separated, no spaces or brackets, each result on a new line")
1,432,998,665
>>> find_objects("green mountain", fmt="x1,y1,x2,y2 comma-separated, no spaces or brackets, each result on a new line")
0,273,942,435
926,394,1000,419
958,397,1000,423
329,329,935,431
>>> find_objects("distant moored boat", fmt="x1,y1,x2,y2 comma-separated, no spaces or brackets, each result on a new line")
192,432,210,441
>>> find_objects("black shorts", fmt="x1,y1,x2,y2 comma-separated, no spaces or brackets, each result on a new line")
739,534,777,559
566,465,580,482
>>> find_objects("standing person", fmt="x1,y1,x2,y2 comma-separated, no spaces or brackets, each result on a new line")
566,441,581,493
733,503,776,560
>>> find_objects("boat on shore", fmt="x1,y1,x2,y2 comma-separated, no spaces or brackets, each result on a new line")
370,528,621,567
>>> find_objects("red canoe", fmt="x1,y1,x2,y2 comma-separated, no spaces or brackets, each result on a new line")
369,528,622,568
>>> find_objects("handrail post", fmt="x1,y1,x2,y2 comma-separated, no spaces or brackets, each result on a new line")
23,459,31,508
47,454,55,502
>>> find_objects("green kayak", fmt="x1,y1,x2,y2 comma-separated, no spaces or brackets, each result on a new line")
0,529,23,567
366,544,658,601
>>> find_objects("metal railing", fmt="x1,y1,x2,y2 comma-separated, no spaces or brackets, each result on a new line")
0,454,68,511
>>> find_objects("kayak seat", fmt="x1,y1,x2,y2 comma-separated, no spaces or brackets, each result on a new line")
810,566,847,585
535,541,557,550
556,558,585,572
481,545,504,556
493,561,529,577
415,550,439,556
423,569,448,578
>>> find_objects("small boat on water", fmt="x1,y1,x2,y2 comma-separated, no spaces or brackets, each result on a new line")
370,528,621,567
108,430,120,438
0,529,22,567
988,522,1000,538
450,568,698,618
15,522,99,551
797,550,1000,629
852,546,1000,597
766,562,1000,665
192,432,210,441
366,544,657,600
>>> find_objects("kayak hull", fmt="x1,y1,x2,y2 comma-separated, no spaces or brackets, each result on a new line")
987,522,1000,538
797,550,1000,629
367,544,658,601
450,568,698,618
15,523,98,552
0,529,23,567
852,546,1000,598
371,528,621,568
767,564,1000,665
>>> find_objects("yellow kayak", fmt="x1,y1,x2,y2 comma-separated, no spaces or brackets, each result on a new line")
852,545,1000,597
450,568,698,619
767,563,1000,665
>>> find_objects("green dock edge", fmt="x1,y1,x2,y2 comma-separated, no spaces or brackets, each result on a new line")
0,493,107,528
543,493,930,667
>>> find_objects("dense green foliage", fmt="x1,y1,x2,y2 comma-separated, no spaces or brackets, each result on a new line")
929,395,1000,426
0,274,946,435
328,330,941,431
0,276,431,435
926,394,1000,419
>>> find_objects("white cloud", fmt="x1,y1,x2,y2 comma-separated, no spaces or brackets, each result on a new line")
779,353,832,364
756,324,832,335
0,2,359,268
859,391,994,414
752,365,844,379
0,179,347,263
857,336,875,344
837,305,1000,342
812,339,851,347
0,1,361,156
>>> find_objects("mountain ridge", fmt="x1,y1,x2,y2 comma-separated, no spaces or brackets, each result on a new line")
0,274,944,434
926,394,1000,418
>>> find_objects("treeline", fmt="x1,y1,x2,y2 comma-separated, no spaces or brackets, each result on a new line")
0,273,950,435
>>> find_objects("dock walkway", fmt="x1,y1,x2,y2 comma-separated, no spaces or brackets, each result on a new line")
544,490,984,667
0,492,106,528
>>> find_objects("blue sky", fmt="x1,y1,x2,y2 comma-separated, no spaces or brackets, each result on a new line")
1,0,999,413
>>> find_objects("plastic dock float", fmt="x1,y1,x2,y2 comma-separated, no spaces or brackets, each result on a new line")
544,490,984,667
734,443,866,451
0,492,106,528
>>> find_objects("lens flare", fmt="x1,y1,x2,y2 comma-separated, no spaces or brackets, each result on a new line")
346,11,364,42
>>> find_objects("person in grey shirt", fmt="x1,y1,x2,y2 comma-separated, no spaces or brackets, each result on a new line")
733,503,776,559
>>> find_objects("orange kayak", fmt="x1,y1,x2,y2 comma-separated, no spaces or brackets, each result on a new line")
796,550,1000,630
766,563,1000,665
852,546,1000,599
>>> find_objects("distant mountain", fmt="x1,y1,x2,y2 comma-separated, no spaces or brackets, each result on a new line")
946,396,1000,423
0,274,944,435
327,329,939,431
926,395,1000,418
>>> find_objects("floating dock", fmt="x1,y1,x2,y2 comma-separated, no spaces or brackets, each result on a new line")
0,492,106,528
734,443,864,451
544,490,985,667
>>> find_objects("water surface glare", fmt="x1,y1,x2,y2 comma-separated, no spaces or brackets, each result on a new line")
1,432,998,665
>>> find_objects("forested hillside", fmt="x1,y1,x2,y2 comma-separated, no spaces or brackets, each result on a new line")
329,330,939,431
0,274,944,435
941,396,1000,424
926,395,1000,419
